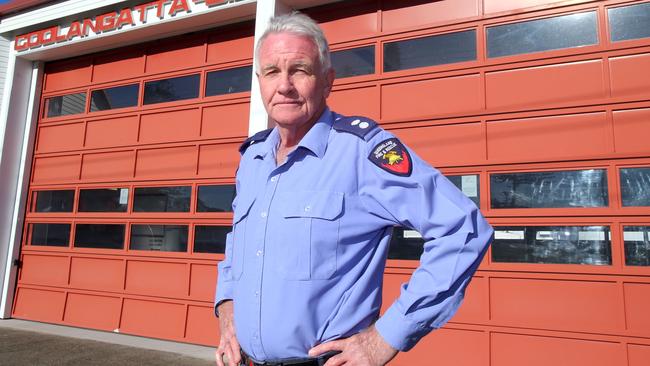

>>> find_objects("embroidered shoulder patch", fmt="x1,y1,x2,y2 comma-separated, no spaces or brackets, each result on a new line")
368,138,412,177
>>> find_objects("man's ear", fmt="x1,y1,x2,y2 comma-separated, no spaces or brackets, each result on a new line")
324,68,335,97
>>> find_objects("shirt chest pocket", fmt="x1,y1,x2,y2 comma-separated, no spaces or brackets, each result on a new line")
272,190,343,280
229,195,255,281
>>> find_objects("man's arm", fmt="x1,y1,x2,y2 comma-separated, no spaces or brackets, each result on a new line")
215,300,241,366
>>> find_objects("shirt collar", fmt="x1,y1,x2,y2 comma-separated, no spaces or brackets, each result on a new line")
255,108,333,160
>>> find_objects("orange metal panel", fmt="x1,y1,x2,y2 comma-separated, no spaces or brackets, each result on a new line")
32,155,81,183
185,305,219,346
382,0,479,31
44,59,92,92
13,287,66,322
37,123,85,153
202,103,250,139
206,30,254,64
69,257,124,292
135,146,197,179
189,263,217,302
140,109,201,144
81,151,135,181
125,261,187,299
85,116,139,149
63,293,121,331
612,108,650,155
486,112,610,163
391,122,486,167
490,278,624,334
451,276,488,323
393,328,487,366
628,344,650,366
610,53,650,99
93,50,145,83
382,74,483,120
485,60,606,110
197,143,240,178
623,282,650,336
328,86,379,121
491,333,624,366
20,255,69,286
308,2,378,45
483,0,573,14
120,298,185,339
146,36,205,74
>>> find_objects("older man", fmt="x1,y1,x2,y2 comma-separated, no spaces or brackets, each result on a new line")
215,12,493,366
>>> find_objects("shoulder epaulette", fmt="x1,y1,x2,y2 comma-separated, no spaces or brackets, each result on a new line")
332,115,378,140
239,128,273,154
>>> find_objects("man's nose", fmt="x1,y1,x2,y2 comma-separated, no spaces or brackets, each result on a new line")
277,73,294,94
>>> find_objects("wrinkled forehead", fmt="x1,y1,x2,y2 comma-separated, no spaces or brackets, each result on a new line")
258,32,320,66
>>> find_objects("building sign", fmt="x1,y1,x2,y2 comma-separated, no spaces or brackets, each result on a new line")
14,0,245,51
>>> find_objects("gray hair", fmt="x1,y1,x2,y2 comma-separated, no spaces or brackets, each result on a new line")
255,12,332,74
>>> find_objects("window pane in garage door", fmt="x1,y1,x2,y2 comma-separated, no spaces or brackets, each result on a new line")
493,226,611,265
45,92,86,117
383,30,476,72
194,226,229,253
30,223,71,247
447,174,480,206
143,74,200,105
620,167,650,206
388,227,424,260
197,185,235,212
331,45,375,78
206,66,252,96
609,2,650,42
74,224,125,249
133,186,191,212
624,226,650,266
33,190,74,212
487,11,598,58
130,224,188,252
90,84,139,112
78,188,129,212
490,169,608,209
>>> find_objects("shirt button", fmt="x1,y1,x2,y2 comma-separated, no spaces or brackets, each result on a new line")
256,250,263,257
260,211,267,218
270,176,278,182
304,205,311,212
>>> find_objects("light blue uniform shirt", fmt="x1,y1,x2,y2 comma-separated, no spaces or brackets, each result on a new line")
215,108,493,361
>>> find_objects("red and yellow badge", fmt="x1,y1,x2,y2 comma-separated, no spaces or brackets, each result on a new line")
368,138,412,176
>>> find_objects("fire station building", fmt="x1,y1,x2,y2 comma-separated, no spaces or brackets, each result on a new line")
0,0,649,365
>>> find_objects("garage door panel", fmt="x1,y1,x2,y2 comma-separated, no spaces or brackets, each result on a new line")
13,287,66,322
486,60,606,110
491,333,623,366
486,112,609,162
20,255,69,286
483,0,575,14
382,74,483,120
451,276,488,323
120,298,186,339
609,53,650,99
202,103,249,139
382,0,479,32
63,293,121,331
81,151,135,181
135,146,198,179
329,86,379,121
207,31,254,64
612,108,650,154
629,344,650,366
32,155,81,183
394,328,487,366
311,4,378,44
86,116,139,149
392,122,486,167
624,283,650,336
45,59,92,92
145,36,206,74
93,50,145,83
140,109,201,144
37,122,85,153
198,143,240,178
185,305,219,346
490,278,623,334
190,264,217,302
70,257,124,292
125,261,187,298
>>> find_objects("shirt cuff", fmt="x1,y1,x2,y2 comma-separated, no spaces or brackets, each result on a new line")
374,303,428,352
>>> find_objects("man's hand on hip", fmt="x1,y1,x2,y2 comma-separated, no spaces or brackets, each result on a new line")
308,325,398,366
216,301,241,366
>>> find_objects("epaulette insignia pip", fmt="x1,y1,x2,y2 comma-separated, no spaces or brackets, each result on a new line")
239,128,273,154
333,116,378,139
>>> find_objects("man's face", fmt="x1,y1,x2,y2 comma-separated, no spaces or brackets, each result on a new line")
257,32,334,130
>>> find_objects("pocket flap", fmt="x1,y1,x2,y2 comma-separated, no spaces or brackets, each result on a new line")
279,191,344,220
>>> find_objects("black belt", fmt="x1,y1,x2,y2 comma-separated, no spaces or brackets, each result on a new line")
241,350,339,366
